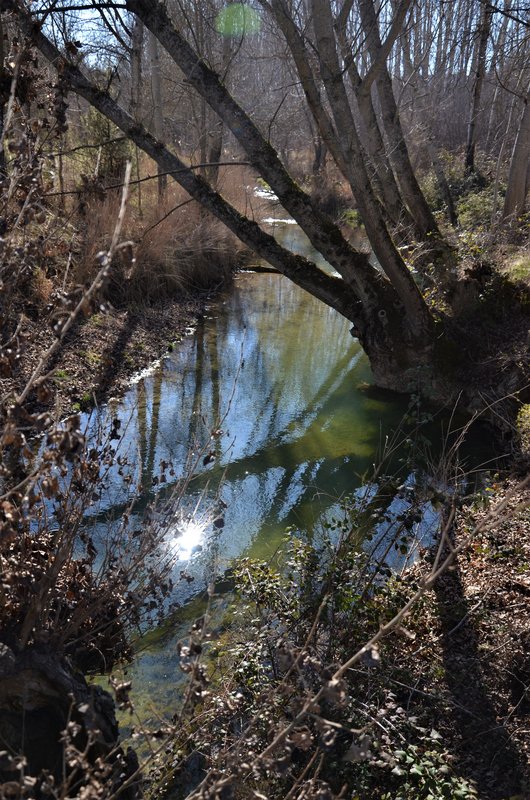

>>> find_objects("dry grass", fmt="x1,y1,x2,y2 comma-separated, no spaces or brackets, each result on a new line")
72,157,252,304
131,208,247,302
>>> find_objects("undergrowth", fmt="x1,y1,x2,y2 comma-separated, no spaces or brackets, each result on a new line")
141,468,483,800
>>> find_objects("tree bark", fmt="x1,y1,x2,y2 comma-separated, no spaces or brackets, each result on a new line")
465,3,492,175
7,0,439,392
357,0,443,244
124,0,395,310
129,16,143,120
342,55,417,233
267,0,429,324
309,0,434,341
0,16,8,180
147,30,166,198
502,91,530,222
335,0,417,232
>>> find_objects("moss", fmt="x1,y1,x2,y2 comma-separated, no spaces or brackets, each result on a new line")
341,208,363,229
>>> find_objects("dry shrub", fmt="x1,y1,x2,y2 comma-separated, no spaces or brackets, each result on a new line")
73,191,124,285
131,207,247,302
29,266,54,306
73,167,250,304
217,163,261,214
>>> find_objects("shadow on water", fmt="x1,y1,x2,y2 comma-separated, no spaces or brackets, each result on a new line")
82,225,501,716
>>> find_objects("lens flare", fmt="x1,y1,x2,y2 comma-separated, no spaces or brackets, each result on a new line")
215,4,261,37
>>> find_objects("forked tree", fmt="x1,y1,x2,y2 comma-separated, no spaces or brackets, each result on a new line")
3,0,528,411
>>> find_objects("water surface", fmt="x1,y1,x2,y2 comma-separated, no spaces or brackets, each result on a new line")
83,225,493,714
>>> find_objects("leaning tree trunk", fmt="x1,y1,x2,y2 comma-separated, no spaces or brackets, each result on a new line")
339,49,417,233
8,0,442,396
268,0,431,333
334,0,420,234
309,0,434,342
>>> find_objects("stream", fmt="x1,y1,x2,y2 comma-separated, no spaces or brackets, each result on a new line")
82,222,495,717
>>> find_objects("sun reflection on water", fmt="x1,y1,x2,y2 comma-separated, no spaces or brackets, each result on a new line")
168,518,208,561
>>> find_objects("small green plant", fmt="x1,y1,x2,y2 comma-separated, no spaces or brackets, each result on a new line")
78,391,92,410
89,314,106,328
382,735,478,800
508,253,530,282
456,187,495,229
341,208,363,229
53,368,70,382
81,349,102,367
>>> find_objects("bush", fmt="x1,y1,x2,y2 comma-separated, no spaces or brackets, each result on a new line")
421,150,499,229
456,186,496,229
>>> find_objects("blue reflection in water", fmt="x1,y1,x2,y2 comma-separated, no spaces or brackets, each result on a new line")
76,225,495,717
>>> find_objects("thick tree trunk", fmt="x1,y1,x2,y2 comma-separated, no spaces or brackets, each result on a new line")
8,0,439,394
0,646,140,797
124,0,394,309
334,0,418,233
310,0,433,342
502,93,530,222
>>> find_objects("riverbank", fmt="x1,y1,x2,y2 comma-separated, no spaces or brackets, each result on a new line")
2,291,215,417
153,472,530,800
382,475,530,799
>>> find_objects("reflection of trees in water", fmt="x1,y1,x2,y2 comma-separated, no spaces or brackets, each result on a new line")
84,334,370,545
138,366,163,488
82,274,379,566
